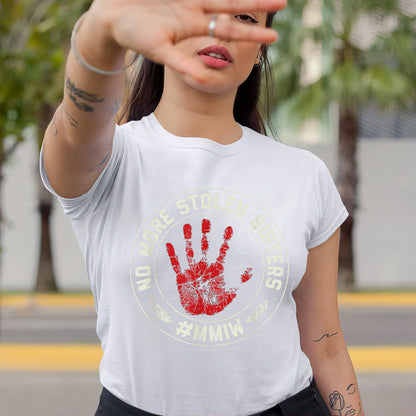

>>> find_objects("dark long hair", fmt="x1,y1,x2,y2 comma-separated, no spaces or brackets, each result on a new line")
119,13,276,135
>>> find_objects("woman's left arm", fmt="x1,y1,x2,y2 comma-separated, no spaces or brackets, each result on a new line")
293,228,365,416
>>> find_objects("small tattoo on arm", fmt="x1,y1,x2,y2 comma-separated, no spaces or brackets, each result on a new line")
63,106,79,128
313,332,338,342
88,151,110,172
345,405,356,416
329,391,345,416
50,115,58,136
343,402,363,416
65,77,104,113
347,383,357,395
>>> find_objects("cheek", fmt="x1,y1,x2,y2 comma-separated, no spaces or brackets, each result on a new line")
239,42,261,63
236,44,261,74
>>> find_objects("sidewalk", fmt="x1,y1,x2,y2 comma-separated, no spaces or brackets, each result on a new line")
1,292,415,416
3,291,416,307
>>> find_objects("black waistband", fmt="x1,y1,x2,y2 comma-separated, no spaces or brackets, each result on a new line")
253,379,330,416
95,379,330,416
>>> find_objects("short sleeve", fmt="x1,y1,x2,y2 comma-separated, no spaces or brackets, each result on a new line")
306,155,349,249
39,125,126,220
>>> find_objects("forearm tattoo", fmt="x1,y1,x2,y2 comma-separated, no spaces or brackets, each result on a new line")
313,332,338,342
329,384,362,416
65,77,104,112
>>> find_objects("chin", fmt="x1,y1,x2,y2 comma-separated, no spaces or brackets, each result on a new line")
166,63,249,98
178,72,239,96
191,81,237,95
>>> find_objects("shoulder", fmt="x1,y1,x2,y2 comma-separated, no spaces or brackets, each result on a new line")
114,115,159,152
116,116,149,136
243,126,322,168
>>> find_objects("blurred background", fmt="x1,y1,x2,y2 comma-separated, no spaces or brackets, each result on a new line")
0,0,415,415
1,0,415,293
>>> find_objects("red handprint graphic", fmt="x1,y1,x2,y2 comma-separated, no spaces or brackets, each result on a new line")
166,219,253,316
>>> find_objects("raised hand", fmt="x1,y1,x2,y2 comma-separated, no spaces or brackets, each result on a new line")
86,0,287,81
166,219,253,316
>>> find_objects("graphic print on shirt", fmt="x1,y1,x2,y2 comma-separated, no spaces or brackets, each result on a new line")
129,188,289,347
166,219,253,316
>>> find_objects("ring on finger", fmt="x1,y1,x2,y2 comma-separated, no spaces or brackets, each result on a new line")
208,14,218,38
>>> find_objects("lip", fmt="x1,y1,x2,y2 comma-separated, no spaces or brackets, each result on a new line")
197,45,233,69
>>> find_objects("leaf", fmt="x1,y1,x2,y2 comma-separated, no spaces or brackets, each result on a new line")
270,0,415,126
362,65,414,108
0,0,90,156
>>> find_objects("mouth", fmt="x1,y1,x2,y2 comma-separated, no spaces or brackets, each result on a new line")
198,45,233,69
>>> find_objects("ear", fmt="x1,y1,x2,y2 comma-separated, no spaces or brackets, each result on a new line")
255,48,264,67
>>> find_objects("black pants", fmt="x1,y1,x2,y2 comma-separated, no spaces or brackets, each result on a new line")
94,379,331,416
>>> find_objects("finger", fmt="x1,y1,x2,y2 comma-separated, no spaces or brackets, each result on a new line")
166,243,182,274
202,0,287,13
183,223,195,265
241,268,253,283
181,14,279,44
201,219,211,259
212,19,278,44
216,226,233,266
161,46,208,84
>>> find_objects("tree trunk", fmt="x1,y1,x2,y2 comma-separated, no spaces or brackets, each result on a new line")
35,186,57,292
0,156,4,265
0,159,4,340
35,104,58,292
337,106,358,291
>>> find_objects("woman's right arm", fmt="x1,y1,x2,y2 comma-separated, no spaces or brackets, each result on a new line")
42,0,286,198
42,9,127,198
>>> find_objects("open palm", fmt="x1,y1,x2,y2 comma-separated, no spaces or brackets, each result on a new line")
90,0,286,81
166,219,253,316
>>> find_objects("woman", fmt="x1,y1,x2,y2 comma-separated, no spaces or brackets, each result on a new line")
41,0,365,415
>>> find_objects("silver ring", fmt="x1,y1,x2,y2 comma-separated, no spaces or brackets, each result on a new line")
208,14,218,38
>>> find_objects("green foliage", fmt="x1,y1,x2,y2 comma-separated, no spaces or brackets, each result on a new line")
270,0,416,125
273,0,310,101
0,0,90,159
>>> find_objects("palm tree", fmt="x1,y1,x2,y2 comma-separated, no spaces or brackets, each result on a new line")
270,0,415,289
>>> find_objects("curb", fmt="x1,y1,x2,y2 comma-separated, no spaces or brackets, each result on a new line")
2,293,416,308
0,344,415,372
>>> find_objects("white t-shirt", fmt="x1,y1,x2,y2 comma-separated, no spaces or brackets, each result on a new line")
40,113,348,416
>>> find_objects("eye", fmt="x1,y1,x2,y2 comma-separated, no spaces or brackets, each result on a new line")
234,14,259,24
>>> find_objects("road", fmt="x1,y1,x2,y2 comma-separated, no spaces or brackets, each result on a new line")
1,304,415,346
0,294,415,416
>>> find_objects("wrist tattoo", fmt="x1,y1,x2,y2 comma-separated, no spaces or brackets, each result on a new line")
346,384,357,395
329,390,345,416
328,384,362,416
66,77,104,113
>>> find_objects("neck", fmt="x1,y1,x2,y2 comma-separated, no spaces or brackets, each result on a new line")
154,72,242,145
